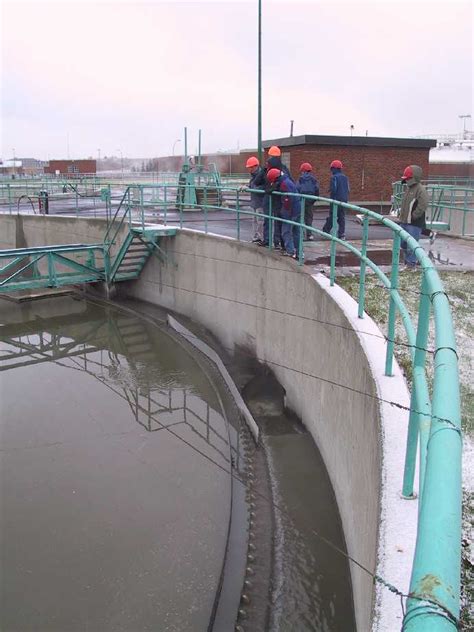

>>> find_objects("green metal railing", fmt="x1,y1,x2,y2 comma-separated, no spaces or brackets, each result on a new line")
104,182,461,630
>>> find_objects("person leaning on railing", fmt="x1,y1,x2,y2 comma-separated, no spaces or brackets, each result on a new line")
244,156,266,244
297,162,319,241
399,165,429,269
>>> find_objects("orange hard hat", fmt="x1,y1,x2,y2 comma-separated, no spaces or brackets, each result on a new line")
268,145,281,157
330,159,343,169
267,168,282,183
300,162,312,172
246,156,259,168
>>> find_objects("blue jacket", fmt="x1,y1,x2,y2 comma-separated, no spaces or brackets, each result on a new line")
330,168,349,203
267,156,293,181
278,175,301,217
298,172,319,196
248,166,265,208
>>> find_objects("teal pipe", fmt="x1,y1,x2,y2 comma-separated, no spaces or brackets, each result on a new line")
329,202,337,286
385,233,400,376
358,216,369,318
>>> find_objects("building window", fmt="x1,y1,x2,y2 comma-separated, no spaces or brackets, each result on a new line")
282,152,291,171
67,165,79,174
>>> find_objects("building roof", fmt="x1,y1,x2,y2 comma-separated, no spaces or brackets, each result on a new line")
262,135,437,149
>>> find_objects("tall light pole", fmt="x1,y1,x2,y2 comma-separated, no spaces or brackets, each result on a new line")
12,147,16,176
172,139,181,156
350,124,354,137
459,114,471,139
257,0,262,161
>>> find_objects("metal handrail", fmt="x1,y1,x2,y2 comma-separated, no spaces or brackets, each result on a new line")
116,181,461,630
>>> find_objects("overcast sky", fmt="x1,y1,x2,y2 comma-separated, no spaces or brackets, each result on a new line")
1,0,472,160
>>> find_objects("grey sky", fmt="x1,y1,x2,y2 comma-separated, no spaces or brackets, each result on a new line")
1,0,472,160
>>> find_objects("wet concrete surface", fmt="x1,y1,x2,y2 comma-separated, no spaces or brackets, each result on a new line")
0,297,239,632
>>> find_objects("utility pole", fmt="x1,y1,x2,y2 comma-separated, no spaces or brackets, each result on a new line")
257,0,262,161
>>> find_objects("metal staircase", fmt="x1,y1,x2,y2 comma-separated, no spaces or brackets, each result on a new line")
0,186,176,294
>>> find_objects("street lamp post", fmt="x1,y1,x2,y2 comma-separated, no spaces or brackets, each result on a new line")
350,124,354,137
12,148,16,176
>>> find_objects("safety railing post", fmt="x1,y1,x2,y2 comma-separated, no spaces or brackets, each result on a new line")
140,186,145,231
204,186,208,234
384,232,401,376
358,215,369,318
269,195,273,251
329,202,337,286
236,189,241,241
163,186,168,225
298,197,304,265
47,252,57,287
8,184,12,214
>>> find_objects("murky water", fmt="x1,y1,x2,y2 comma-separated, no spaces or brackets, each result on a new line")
0,297,236,632
0,295,356,632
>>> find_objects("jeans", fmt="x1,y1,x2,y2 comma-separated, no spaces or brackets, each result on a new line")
250,205,264,239
280,210,295,255
263,206,282,246
304,199,314,238
400,223,422,266
323,204,345,238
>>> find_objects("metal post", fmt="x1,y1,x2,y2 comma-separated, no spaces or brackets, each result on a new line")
164,186,168,224
268,194,273,250
198,129,202,168
329,202,337,286
8,184,12,214
358,215,369,318
236,190,240,240
257,0,262,162
385,233,401,376
184,126,188,165
298,197,304,265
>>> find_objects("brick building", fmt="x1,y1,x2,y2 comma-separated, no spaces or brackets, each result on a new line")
44,159,96,175
262,135,436,203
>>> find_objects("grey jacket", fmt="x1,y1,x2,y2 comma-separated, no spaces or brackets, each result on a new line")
399,165,429,228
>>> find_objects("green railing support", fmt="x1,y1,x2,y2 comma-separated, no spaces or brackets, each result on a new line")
268,195,273,250
385,233,401,376
298,197,304,265
358,215,369,318
236,189,241,240
329,202,337,286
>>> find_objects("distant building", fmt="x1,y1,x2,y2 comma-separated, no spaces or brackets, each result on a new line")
153,135,436,203
261,135,436,202
429,136,474,179
0,158,43,176
44,159,96,175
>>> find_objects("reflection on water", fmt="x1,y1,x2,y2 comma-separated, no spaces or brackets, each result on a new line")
0,297,238,632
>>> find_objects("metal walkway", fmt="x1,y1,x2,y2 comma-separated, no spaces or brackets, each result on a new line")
0,224,176,294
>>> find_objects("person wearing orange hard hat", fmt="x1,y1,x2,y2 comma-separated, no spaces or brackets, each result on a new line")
399,165,428,268
297,162,319,241
245,156,266,243
322,159,350,240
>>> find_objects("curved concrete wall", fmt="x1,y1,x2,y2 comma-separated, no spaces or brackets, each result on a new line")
0,216,416,630
123,229,391,631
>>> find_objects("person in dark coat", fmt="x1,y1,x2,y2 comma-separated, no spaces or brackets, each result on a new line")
245,156,266,243
399,165,429,268
297,162,319,240
322,159,349,239
266,168,302,258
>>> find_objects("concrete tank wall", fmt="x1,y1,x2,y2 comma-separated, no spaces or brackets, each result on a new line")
123,229,384,631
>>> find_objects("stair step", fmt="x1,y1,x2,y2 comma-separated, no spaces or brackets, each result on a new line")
115,272,140,281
